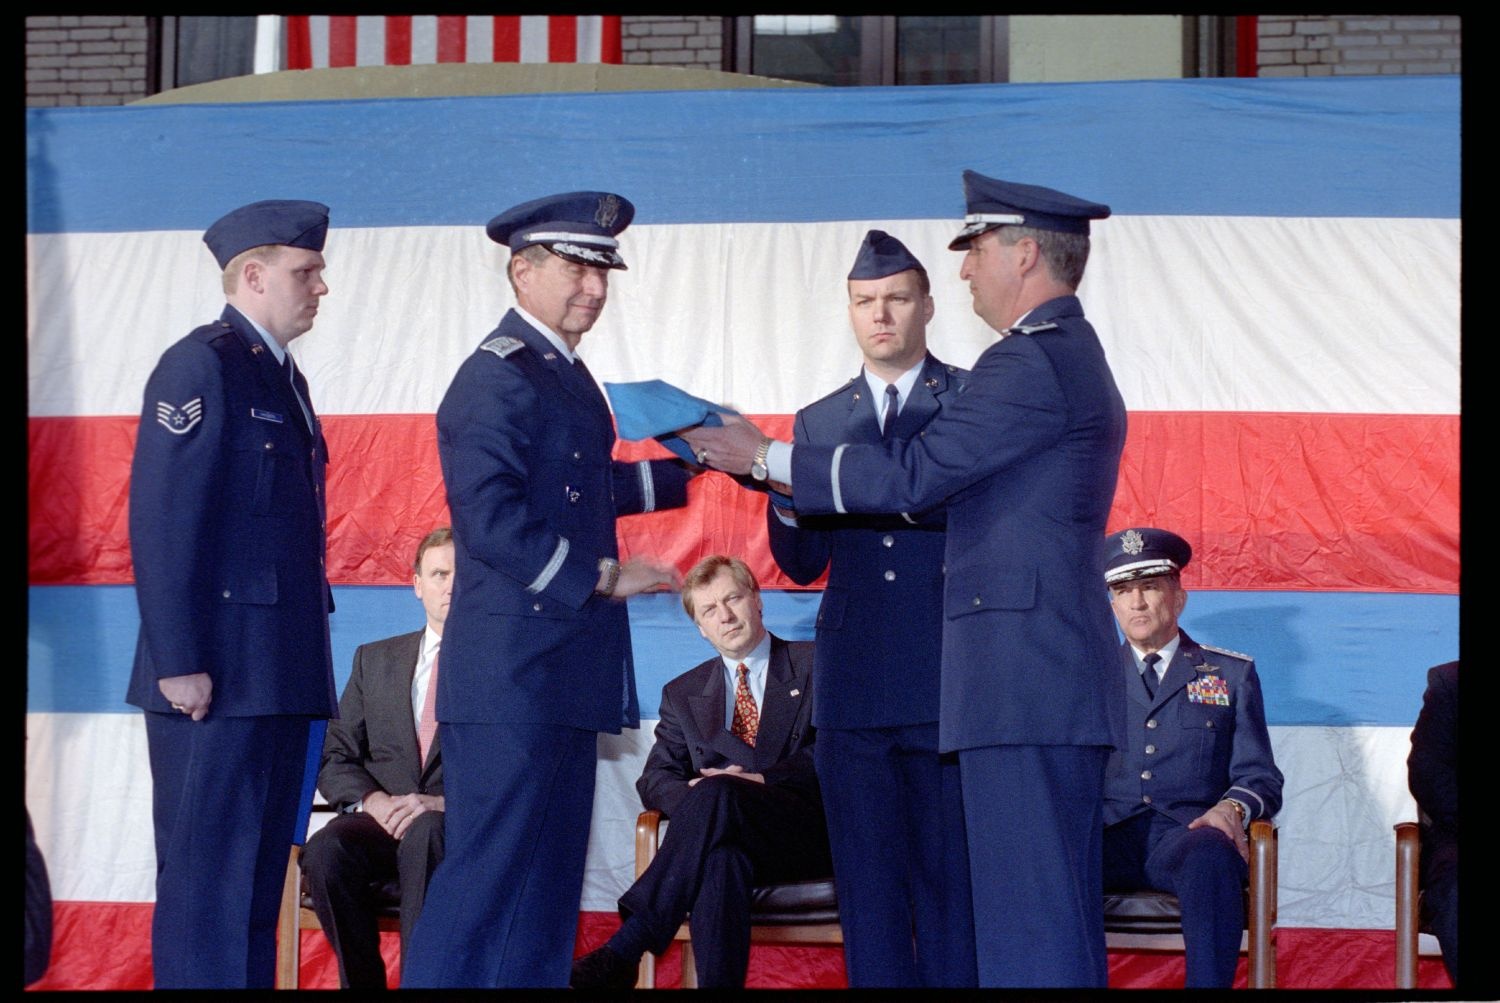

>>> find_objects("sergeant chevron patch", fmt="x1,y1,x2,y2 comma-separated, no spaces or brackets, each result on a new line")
155,397,203,434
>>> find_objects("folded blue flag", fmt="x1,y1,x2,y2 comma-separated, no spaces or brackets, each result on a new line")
604,379,738,464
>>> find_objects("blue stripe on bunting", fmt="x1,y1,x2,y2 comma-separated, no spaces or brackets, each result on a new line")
26,76,1457,234
28,584,1456,726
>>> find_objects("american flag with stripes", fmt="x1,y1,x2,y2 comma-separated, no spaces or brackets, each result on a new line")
263,15,622,70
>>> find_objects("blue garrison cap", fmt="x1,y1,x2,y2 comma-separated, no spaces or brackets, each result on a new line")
487,190,634,270
203,199,330,269
848,229,926,281
1102,527,1192,586
949,170,1111,250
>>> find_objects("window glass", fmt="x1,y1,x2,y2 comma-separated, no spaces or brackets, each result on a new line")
751,15,863,86
896,16,982,86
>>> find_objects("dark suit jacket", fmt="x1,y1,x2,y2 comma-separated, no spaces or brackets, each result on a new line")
127,303,336,717
1408,661,1457,841
791,295,1127,753
1104,630,1283,828
637,635,819,820
318,630,443,809
767,354,960,729
435,309,691,733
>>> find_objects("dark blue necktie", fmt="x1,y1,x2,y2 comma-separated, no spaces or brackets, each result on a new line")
1142,652,1161,699
881,384,900,440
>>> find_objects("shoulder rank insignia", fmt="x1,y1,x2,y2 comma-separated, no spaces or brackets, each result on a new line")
480,336,526,359
1186,675,1231,706
1004,321,1060,336
156,397,203,435
1201,642,1252,661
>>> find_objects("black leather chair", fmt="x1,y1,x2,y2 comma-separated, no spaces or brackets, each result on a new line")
275,804,401,989
632,809,841,989
1103,818,1278,988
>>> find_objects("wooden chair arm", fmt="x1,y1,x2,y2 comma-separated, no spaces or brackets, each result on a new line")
1394,821,1421,989
635,810,662,880
1246,819,1277,989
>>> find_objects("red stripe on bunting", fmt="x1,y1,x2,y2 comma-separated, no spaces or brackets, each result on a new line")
436,16,466,63
284,16,312,71
26,412,1459,593
493,16,520,62
384,15,411,66
327,16,358,68
24,901,1455,990
549,15,578,63
600,16,623,64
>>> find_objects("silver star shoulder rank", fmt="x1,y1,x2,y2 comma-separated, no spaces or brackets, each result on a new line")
156,397,203,435
481,336,526,359
1201,642,1252,661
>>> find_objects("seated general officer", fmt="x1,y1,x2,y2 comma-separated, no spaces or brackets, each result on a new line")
571,555,830,989
1101,527,1284,989
301,527,454,988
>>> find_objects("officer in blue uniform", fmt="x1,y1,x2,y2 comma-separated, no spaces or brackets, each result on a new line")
402,191,694,988
127,200,339,987
765,230,974,987
684,171,1128,987
1101,527,1283,988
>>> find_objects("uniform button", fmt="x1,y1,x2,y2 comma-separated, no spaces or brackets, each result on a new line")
222,589,231,598
1146,718,1158,729
884,570,896,582
568,490,581,503
314,484,320,495
1206,720,1214,729
1140,770,1153,780
1142,795,1153,805
532,602,543,612
882,535,894,547
1145,744,1156,755
572,451,582,461
972,596,982,606
264,441,274,450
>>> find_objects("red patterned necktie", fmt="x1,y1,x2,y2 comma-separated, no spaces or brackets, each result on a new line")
418,649,439,765
730,662,759,747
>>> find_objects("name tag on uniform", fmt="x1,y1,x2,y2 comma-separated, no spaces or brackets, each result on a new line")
251,408,284,423
1187,676,1230,706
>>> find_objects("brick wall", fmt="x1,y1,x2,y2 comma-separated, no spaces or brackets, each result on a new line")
1257,15,1460,77
26,15,151,107
621,16,724,70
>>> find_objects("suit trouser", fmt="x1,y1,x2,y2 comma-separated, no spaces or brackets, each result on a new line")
959,744,1109,988
402,722,595,988
301,809,446,988
815,724,975,987
1103,809,1248,988
618,774,832,988
144,713,312,988
1421,836,1459,984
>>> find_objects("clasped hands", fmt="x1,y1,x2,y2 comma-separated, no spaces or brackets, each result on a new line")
688,764,765,787
363,790,445,840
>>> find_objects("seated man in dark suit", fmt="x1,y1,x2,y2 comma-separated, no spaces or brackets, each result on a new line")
572,554,830,989
1408,660,1457,984
301,527,453,988
1100,527,1284,989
